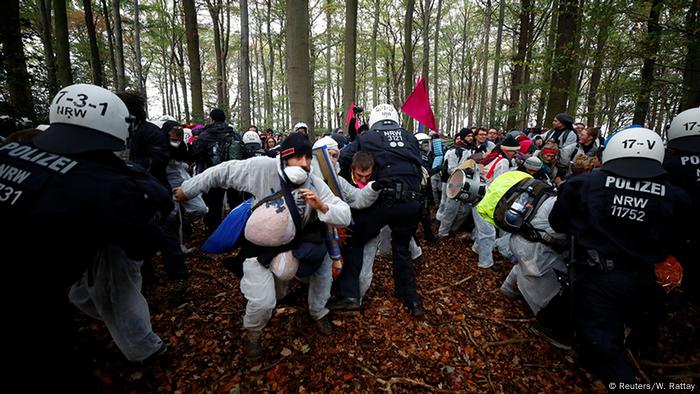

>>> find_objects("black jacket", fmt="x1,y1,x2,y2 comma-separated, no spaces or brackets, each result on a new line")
549,169,691,266
191,122,241,171
129,121,171,187
0,141,172,287
339,121,423,192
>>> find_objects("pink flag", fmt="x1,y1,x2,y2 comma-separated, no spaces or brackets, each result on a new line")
401,76,437,132
345,101,356,126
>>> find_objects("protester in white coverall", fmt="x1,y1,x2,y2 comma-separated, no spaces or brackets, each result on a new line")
472,136,519,268
437,129,476,237
174,134,351,359
499,196,567,315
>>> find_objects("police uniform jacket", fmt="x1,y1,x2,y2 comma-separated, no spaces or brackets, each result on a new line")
549,169,691,266
0,141,173,287
339,122,423,192
663,153,700,243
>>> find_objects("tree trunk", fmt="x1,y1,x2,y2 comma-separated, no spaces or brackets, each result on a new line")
267,0,275,128
506,0,531,130
38,0,58,95
477,0,491,126
566,0,586,115
537,0,558,126
326,0,333,129
371,0,380,108
585,0,612,127
421,0,430,82
82,0,103,86
287,0,314,136
254,1,270,126
342,0,358,133
112,0,126,90
182,0,204,121
222,0,232,113
632,0,663,125
680,0,700,111
53,0,73,87
240,0,252,128
403,0,415,131
176,37,190,121
134,0,143,93
1,0,36,119
489,0,505,126
544,0,577,125
100,0,117,89
207,0,225,113
431,0,443,121
446,47,454,133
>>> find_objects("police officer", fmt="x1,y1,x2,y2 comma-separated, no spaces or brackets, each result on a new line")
663,107,700,301
332,104,424,316
1,84,170,388
549,127,691,386
119,92,189,289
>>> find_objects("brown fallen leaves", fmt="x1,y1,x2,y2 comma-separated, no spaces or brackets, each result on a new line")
75,226,699,393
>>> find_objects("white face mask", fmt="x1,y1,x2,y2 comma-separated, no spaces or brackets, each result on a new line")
283,165,309,185
170,141,182,148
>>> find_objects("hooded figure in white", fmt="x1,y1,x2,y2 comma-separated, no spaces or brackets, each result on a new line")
175,133,351,359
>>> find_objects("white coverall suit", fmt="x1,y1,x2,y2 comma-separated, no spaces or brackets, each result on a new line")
181,156,351,331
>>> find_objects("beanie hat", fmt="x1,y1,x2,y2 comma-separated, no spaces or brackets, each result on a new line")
500,134,520,151
555,113,575,129
210,108,226,122
330,132,348,149
459,127,473,141
280,133,312,160
312,136,339,152
524,156,542,171
518,138,533,154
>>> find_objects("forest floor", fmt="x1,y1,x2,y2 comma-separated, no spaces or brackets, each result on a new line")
76,223,699,393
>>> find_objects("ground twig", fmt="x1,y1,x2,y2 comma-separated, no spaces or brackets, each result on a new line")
193,268,232,288
462,324,496,393
484,338,536,347
639,360,700,368
626,349,650,384
426,275,474,294
376,377,436,393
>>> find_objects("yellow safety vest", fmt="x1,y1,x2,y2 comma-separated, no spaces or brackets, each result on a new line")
476,171,532,226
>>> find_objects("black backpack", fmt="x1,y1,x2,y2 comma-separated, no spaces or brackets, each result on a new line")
493,178,558,244
207,135,243,166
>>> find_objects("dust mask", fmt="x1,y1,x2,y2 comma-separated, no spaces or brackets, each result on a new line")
283,166,309,185
170,141,182,148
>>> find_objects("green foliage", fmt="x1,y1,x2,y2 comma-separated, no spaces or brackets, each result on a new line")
11,0,694,131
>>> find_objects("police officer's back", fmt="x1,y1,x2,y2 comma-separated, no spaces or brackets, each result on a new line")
663,107,700,300
1,84,171,389
549,127,691,385
332,104,424,316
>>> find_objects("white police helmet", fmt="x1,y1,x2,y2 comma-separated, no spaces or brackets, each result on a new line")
34,83,131,154
243,130,262,145
414,132,431,143
602,126,665,178
293,122,309,132
369,104,400,129
667,107,700,153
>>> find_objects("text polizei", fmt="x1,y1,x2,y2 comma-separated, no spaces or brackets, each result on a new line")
604,175,666,196
0,142,79,175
